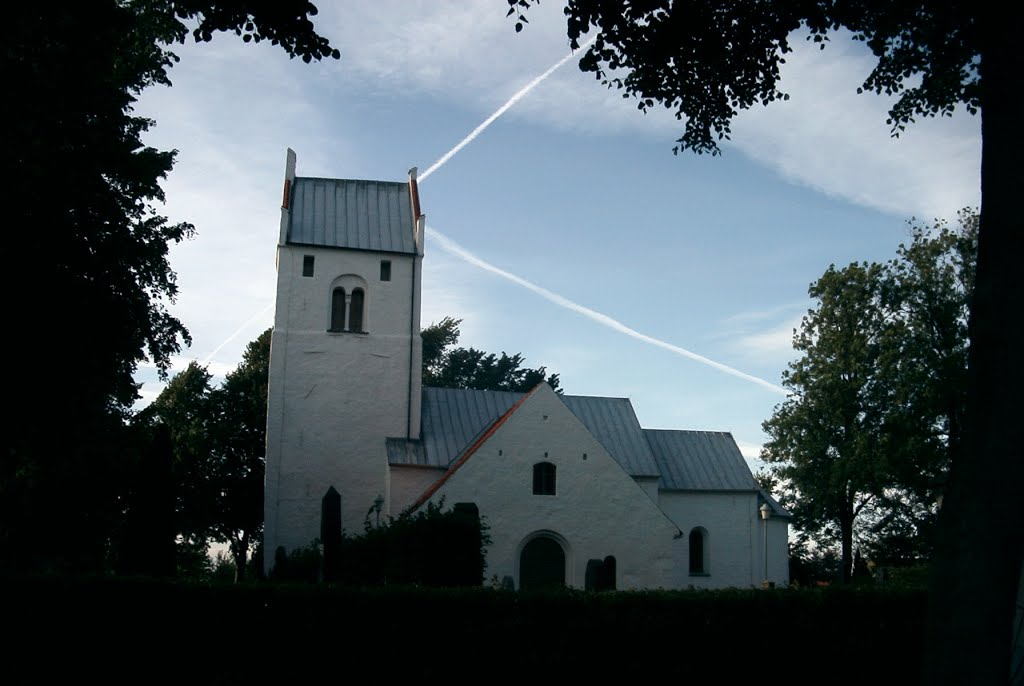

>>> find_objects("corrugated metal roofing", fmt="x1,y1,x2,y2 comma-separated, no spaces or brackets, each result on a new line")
287,177,417,254
392,389,758,494
559,395,661,477
644,429,755,491
414,387,524,468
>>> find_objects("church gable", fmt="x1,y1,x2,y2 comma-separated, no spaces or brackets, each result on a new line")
418,384,678,590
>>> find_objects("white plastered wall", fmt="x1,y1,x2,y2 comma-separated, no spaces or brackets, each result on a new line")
423,385,679,590
659,491,761,588
390,465,445,515
264,242,422,566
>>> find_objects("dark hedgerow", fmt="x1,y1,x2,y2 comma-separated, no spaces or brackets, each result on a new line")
3,577,926,682
269,500,490,587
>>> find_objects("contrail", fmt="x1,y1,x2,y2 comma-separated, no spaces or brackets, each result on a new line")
426,226,788,396
200,300,275,365
419,36,596,182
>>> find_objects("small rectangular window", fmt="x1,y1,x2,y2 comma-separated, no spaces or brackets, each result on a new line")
302,255,315,277
380,260,391,281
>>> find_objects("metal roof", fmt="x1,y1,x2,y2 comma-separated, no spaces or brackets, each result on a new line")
643,429,755,491
390,388,760,495
287,177,417,254
409,387,525,468
559,395,661,477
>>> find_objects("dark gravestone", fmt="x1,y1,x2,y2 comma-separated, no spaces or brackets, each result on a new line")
321,486,342,582
452,502,484,586
600,555,617,591
585,559,602,591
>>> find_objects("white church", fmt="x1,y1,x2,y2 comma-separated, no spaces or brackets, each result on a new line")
263,150,790,589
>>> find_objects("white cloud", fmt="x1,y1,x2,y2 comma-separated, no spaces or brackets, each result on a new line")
321,5,980,221
731,35,980,220
731,316,803,366
736,440,765,461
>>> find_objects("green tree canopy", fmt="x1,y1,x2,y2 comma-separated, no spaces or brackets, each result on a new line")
422,317,561,393
762,260,888,584
762,211,976,582
206,328,271,580
140,329,270,581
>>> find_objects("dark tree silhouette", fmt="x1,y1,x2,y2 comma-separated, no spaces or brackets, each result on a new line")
422,317,561,392
2,2,337,573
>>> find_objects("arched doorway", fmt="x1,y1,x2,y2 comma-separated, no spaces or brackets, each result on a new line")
519,536,566,590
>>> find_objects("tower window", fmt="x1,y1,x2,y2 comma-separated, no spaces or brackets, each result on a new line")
380,260,391,281
327,276,369,334
302,255,315,277
533,462,556,495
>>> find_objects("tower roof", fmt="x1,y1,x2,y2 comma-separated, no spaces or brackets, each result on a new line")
287,177,418,254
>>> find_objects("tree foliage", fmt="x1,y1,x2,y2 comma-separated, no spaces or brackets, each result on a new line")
140,329,271,581
422,317,561,393
513,1,977,154
513,4,1019,679
206,328,272,580
1,2,337,573
762,211,976,582
271,500,490,587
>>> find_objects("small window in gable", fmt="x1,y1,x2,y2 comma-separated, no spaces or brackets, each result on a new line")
349,288,365,333
302,255,315,277
330,287,346,332
380,260,391,281
533,462,556,495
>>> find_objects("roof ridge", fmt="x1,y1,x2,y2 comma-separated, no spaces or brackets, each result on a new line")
407,384,540,512
294,175,406,185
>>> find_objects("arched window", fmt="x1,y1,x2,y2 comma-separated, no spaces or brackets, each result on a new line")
327,276,369,334
533,462,556,495
330,287,346,332
349,288,365,333
689,527,709,575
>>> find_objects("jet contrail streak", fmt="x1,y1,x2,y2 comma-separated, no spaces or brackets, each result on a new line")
426,226,788,396
201,299,275,365
419,36,596,183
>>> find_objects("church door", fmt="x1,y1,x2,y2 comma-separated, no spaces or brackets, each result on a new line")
520,536,565,590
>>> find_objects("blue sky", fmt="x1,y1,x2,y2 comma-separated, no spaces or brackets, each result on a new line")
133,1,980,466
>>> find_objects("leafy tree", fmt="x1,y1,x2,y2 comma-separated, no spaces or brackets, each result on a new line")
422,317,561,392
135,362,217,560
762,260,888,583
762,213,976,582
2,2,337,573
139,329,270,581
511,3,1018,678
206,328,271,581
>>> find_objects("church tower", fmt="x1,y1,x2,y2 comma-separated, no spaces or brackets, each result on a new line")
264,149,424,567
